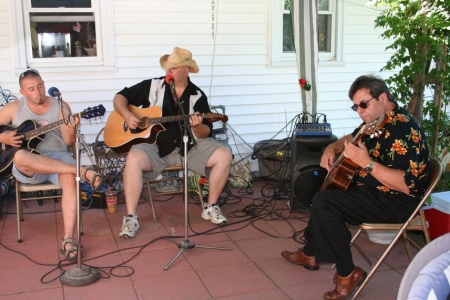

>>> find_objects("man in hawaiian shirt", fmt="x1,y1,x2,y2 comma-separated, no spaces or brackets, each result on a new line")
281,74,429,300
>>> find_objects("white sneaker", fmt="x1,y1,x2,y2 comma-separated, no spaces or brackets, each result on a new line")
119,215,139,238
201,204,227,224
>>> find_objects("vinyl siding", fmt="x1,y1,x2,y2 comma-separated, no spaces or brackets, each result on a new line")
0,0,394,167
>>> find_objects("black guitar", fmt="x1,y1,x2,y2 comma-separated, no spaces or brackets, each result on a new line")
0,105,105,176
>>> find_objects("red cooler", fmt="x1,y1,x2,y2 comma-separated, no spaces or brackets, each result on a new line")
424,191,450,239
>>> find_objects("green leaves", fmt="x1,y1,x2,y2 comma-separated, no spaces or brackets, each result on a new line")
372,0,450,158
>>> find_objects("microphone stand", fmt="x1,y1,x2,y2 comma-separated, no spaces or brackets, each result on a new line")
163,82,232,271
56,96,100,286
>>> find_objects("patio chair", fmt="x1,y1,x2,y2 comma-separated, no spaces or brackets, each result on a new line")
15,146,83,243
15,180,61,242
349,157,442,299
143,166,206,223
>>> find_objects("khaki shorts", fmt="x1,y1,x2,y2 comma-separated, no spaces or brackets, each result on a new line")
132,137,223,177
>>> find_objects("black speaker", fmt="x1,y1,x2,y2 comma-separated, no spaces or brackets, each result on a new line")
290,134,338,210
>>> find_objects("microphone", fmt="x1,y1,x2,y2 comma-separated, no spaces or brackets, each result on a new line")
48,87,61,98
165,75,181,103
165,75,174,85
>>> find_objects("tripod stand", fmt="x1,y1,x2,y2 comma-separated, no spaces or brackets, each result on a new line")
163,84,232,271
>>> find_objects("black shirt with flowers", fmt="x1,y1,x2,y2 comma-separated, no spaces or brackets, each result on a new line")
350,102,430,199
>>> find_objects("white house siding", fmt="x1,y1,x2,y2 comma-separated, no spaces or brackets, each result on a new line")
0,0,395,168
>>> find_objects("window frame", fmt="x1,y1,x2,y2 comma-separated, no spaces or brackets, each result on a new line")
9,0,115,74
270,0,346,67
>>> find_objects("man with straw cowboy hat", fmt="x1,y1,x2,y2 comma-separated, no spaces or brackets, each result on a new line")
113,47,232,238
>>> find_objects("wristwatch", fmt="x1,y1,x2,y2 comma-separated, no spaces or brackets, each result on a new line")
363,159,375,174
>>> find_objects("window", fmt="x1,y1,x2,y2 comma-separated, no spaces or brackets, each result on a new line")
271,0,345,66
10,0,115,73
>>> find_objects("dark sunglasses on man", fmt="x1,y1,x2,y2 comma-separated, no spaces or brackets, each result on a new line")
351,97,375,112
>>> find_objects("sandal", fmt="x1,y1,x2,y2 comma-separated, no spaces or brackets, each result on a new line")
60,237,80,261
80,165,104,191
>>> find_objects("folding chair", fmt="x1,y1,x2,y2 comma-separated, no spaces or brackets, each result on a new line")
143,166,205,222
15,180,61,242
14,146,83,243
350,157,442,299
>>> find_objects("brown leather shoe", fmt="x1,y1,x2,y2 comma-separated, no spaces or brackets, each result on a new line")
323,267,367,300
280,247,319,270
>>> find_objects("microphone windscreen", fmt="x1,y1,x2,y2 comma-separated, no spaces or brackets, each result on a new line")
165,75,175,85
48,87,59,96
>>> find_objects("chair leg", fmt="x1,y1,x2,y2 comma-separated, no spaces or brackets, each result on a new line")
146,181,157,222
0,193,2,220
420,209,431,244
15,180,23,243
402,232,413,262
52,189,59,203
352,229,406,299
194,171,205,208
37,191,43,206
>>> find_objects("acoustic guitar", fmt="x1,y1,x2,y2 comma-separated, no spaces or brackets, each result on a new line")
104,105,228,153
320,114,388,191
0,105,106,176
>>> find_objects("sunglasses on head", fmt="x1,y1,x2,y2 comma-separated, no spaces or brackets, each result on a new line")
351,97,375,112
20,69,39,78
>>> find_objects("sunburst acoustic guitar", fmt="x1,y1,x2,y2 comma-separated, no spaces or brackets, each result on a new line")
104,105,228,154
320,114,388,191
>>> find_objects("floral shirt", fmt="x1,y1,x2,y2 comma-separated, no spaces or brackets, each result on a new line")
351,103,429,199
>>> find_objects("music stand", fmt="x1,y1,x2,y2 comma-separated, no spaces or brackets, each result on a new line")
56,95,100,286
163,81,232,271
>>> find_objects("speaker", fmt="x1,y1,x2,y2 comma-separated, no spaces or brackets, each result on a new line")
290,134,338,210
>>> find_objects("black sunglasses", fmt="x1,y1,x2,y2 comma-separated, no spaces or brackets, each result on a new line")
20,69,40,78
351,97,375,112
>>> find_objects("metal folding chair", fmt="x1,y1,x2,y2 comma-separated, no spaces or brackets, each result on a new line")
350,157,442,299
143,166,206,222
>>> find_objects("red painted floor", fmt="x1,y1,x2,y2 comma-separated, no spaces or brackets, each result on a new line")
0,180,416,299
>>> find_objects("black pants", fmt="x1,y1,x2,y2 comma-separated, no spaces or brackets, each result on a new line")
304,186,418,264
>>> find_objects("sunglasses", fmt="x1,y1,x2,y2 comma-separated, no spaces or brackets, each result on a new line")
351,97,375,111
20,69,40,78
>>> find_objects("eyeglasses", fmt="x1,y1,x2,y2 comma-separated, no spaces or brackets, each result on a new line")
20,69,39,78
351,98,375,111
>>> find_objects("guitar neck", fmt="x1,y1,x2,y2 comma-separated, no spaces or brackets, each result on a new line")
144,113,205,126
23,113,77,140
331,126,365,168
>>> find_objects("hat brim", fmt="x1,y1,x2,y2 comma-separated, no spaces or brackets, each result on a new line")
159,55,199,73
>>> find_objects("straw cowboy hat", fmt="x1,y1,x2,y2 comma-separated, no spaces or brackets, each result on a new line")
159,47,199,73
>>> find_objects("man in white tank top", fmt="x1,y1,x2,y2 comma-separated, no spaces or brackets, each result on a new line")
0,69,104,261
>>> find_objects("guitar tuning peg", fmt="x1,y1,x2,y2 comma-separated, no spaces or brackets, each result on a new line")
378,130,383,135
370,133,374,138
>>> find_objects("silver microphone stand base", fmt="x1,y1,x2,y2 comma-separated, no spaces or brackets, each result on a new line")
60,265,100,286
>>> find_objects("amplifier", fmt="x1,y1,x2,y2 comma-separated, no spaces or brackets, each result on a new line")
80,188,108,209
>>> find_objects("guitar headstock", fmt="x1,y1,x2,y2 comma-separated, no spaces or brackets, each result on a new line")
361,114,388,137
80,105,106,120
204,113,228,123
